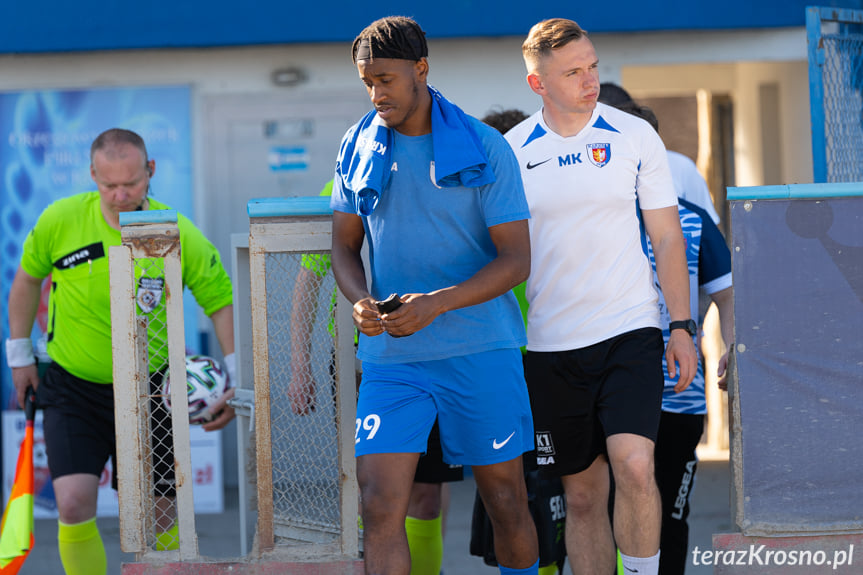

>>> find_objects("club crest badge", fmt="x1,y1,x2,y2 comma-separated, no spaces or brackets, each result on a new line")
136,277,164,314
587,143,611,167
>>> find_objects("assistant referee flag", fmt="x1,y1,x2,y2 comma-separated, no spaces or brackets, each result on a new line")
0,388,36,573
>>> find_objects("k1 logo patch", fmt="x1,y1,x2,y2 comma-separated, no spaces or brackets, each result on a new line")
587,143,611,167
535,431,556,456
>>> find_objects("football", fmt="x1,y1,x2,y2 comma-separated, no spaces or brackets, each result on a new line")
162,355,228,425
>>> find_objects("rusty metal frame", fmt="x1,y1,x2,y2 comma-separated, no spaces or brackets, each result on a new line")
248,215,359,559
110,218,198,560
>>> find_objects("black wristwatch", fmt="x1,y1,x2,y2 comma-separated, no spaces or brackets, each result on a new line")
669,319,697,336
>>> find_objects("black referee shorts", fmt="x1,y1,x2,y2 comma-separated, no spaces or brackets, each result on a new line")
40,362,176,497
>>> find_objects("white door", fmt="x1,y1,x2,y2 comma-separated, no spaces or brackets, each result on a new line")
202,91,369,267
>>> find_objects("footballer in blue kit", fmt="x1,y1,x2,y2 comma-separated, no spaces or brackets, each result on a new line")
329,15,539,575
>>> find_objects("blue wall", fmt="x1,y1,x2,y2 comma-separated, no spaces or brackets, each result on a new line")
3,0,863,54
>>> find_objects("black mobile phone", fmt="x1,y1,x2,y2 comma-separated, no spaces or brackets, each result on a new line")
375,293,403,314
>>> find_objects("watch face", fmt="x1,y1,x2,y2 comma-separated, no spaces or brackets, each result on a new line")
686,319,697,335
671,320,697,335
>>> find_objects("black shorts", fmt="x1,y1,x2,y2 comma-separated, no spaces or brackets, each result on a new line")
525,327,664,477
40,362,176,497
414,420,464,484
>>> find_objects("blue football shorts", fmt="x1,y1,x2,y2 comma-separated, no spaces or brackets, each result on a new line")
355,348,534,466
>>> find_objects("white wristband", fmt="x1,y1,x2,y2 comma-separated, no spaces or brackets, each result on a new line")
6,338,36,368
223,353,237,389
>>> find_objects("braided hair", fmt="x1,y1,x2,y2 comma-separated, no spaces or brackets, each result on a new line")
352,16,428,63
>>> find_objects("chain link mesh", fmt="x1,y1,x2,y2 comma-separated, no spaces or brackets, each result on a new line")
264,251,342,541
821,25,863,182
134,255,178,550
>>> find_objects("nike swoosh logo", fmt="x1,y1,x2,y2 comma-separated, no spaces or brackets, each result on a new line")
526,158,551,169
492,431,516,450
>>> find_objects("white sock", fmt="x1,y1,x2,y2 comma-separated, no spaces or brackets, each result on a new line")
619,550,660,575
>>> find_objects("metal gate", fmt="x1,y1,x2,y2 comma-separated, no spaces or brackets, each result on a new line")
807,6,863,183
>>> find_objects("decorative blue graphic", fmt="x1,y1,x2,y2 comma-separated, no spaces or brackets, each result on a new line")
0,86,192,410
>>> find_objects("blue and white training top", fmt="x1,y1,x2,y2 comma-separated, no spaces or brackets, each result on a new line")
644,197,732,414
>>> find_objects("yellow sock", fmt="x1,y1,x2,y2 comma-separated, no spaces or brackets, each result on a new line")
58,517,106,575
405,514,442,575
617,549,624,575
539,562,558,575
156,523,180,551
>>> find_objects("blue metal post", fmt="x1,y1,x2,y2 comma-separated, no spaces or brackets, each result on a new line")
807,6,828,183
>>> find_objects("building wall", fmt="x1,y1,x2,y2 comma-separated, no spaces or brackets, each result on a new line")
0,26,810,223
620,29,812,188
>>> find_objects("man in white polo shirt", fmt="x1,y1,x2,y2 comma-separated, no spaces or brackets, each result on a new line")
507,18,697,575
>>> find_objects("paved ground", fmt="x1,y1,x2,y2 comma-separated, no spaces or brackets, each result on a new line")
441,456,733,575
19,455,732,574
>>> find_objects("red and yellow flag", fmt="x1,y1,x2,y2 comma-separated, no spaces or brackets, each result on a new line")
0,389,35,574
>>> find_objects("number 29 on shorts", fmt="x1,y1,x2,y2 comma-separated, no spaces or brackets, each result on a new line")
355,414,381,444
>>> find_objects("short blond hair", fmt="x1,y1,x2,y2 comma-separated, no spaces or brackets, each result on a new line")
522,18,588,72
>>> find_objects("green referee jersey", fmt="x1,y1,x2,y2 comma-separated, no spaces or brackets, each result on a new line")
300,179,334,276
20,192,233,383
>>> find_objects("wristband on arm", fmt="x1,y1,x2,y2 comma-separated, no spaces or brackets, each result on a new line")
5,338,36,368
223,352,237,389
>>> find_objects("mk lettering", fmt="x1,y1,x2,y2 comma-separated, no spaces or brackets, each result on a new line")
558,153,582,166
